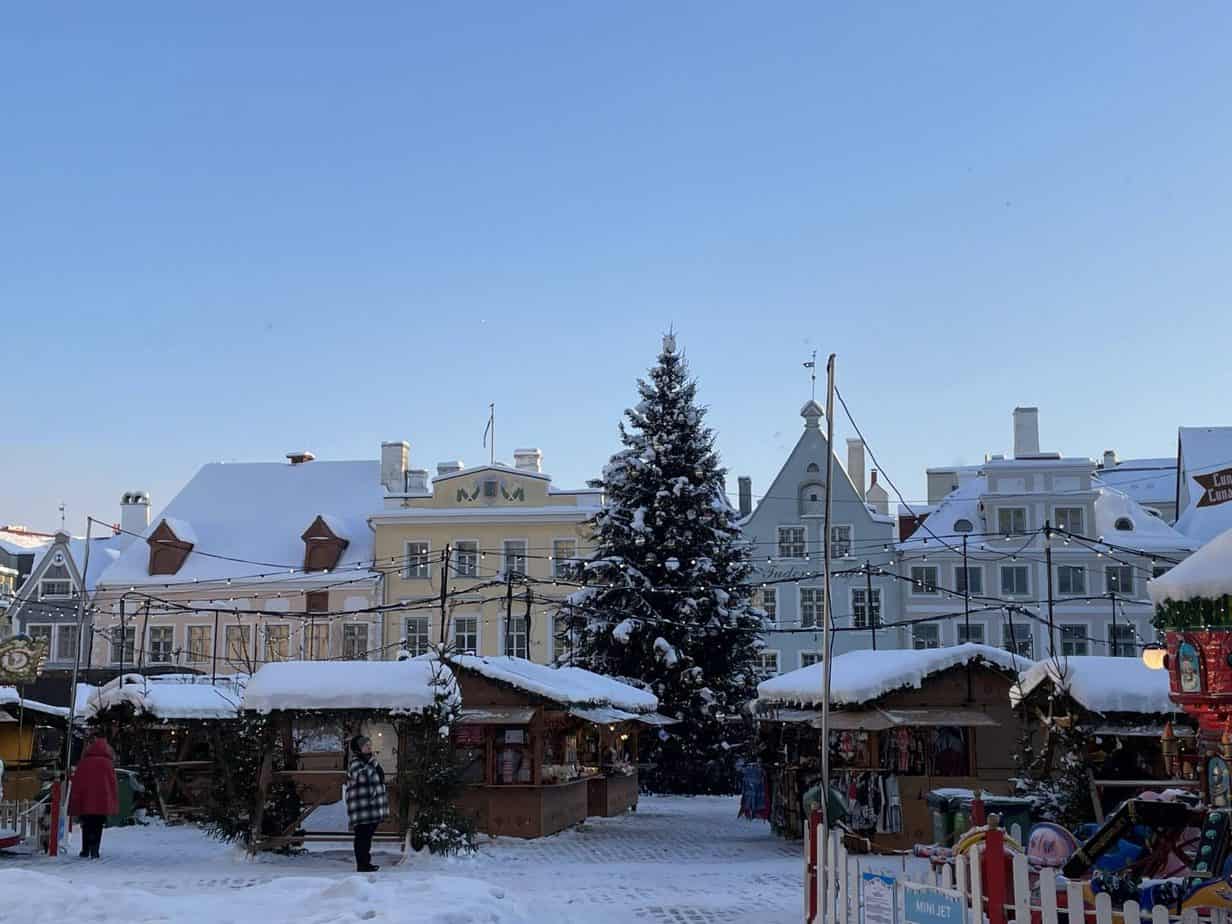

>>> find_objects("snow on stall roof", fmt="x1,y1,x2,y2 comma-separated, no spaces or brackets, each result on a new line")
1149,527,1232,604
82,674,244,721
1176,427,1232,544
448,655,658,713
0,686,68,718
242,659,448,714
1012,657,1177,715
757,644,1026,707
98,460,384,587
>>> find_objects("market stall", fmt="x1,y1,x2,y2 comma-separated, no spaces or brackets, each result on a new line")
1012,655,1194,820
445,654,672,836
81,673,244,821
0,686,68,800
240,658,444,852
753,643,1026,850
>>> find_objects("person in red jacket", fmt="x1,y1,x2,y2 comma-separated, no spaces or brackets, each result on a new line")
68,736,119,859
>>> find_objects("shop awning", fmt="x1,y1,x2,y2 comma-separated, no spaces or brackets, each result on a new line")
823,710,898,731
761,708,822,724
570,706,640,725
459,706,537,725
879,708,1000,728
635,712,680,727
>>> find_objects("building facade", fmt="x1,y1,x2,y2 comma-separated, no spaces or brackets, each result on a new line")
370,443,601,665
738,401,899,676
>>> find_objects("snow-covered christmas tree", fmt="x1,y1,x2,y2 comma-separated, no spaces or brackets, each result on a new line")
560,333,763,794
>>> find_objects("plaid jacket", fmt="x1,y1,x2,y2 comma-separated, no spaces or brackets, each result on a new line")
345,756,389,829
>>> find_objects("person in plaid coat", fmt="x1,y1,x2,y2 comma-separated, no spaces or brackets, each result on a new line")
346,735,388,872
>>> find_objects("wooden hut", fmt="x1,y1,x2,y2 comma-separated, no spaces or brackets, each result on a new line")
240,658,443,852
446,655,674,837
753,643,1025,850
81,673,244,820
0,686,68,800
1012,655,1195,820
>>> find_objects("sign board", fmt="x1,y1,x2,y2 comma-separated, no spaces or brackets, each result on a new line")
1196,467,1232,508
862,872,895,924
903,883,965,924
0,636,49,684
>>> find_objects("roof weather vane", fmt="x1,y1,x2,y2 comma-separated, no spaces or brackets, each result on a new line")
803,350,817,401
58,502,66,531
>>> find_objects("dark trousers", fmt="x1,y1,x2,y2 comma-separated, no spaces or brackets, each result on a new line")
79,815,106,858
353,822,378,870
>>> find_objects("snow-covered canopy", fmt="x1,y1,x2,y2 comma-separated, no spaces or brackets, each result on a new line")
1149,527,1232,604
756,644,1026,708
81,674,244,721
1012,656,1176,715
98,460,385,588
448,655,658,714
242,659,449,714
0,686,69,719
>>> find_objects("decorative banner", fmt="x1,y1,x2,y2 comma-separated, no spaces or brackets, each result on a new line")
0,635,49,684
1195,467,1232,508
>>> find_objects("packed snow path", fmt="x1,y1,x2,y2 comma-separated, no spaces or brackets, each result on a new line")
1,796,801,923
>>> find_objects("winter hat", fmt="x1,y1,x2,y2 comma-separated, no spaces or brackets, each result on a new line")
350,735,369,757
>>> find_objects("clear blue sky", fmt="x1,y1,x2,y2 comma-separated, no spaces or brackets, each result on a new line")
3,3,1231,535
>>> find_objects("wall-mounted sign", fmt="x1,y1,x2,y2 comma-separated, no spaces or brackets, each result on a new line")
0,636,49,684
1195,467,1232,509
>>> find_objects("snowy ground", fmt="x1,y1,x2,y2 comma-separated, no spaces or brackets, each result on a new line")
1,796,801,923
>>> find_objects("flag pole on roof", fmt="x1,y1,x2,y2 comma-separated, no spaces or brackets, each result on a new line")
819,352,836,909
483,403,495,465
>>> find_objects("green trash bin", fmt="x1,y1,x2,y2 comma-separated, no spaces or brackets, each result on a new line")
926,790,959,845
106,769,139,828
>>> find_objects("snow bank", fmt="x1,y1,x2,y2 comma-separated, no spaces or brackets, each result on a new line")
82,674,244,721
756,644,1027,707
1149,527,1232,604
0,868,547,924
243,659,448,714
0,687,69,719
449,655,657,713
1012,656,1176,715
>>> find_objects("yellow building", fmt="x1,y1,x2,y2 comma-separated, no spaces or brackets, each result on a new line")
371,445,602,664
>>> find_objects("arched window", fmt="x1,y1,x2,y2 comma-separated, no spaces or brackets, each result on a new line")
806,463,820,473
1114,516,1134,532
954,518,974,533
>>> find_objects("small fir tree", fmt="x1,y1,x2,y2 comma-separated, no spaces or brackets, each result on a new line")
560,333,763,794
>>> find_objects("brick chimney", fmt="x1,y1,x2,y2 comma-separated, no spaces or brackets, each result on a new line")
737,476,752,518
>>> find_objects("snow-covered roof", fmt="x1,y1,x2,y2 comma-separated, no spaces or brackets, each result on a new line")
432,462,552,484
1149,527,1232,604
0,686,69,719
1092,487,1194,552
24,534,130,594
98,460,384,587
1175,427,1232,544
242,659,448,714
0,528,54,556
81,674,244,721
448,655,658,714
756,644,1026,708
1012,657,1177,715
1094,458,1177,508
897,482,981,548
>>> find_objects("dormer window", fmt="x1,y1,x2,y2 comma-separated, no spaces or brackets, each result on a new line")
954,518,974,533
1114,516,1134,532
147,520,194,576
483,480,499,499
302,515,350,572
806,463,820,473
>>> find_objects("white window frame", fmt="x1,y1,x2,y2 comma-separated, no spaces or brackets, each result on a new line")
453,614,480,655
1057,565,1086,596
263,622,291,662
404,615,431,658
552,538,579,579
110,625,137,665
799,587,824,628
910,565,939,595
39,579,74,600
1053,507,1085,535
27,624,53,652
997,507,1027,536
187,624,213,665
913,624,940,649
502,538,529,579
403,540,432,579
799,651,823,668
1060,624,1088,657
1105,565,1134,597
756,650,780,678
957,623,986,645
502,615,529,659
1152,565,1172,579
1108,623,1136,658
342,622,370,661
850,587,882,628
758,587,778,626
954,566,983,595
147,624,175,664
1004,623,1034,658
1000,565,1030,597
304,622,330,660
55,623,80,662
829,524,853,559
777,526,807,560
225,624,254,666
453,540,480,579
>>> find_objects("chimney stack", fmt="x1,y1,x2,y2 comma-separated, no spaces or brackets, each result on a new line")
286,450,316,465
120,492,151,536
866,470,890,516
437,460,465,477
737,476,752,518
846,438,867,499
514,448,543,473
406,469,429,493
1012,407,1040,458
381,440,410,493
1102,449,1118,469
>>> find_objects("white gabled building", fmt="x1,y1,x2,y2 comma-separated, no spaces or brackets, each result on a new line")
898,407,1195,660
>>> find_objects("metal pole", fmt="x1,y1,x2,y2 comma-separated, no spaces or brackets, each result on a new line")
211,609,219,683
819,353,836,904
866,560,876,651
963,534,973,702
1110,592,1118,655
439,545,451,644
118,600,126,678
504,570,513,657
1044,521,1056,658
62,518,93,806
